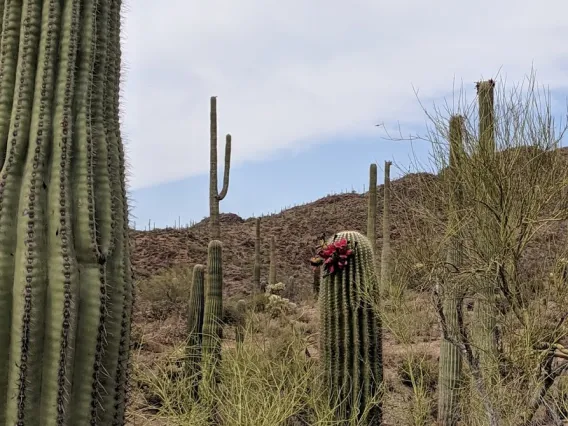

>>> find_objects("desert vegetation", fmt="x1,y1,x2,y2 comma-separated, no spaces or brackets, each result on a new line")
0,1,566,426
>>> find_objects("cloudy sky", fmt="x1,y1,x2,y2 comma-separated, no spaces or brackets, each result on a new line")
122,0,568,230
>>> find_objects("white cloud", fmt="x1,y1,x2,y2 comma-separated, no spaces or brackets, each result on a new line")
121,0,568,189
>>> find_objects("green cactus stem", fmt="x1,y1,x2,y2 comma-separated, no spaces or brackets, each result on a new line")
269,235,276,286
0,1,133,424
253,217,261,293
320,231,383,424
209,96,231,240
437,115,465,426
186,264,205,399
201,240,224,392
367,163,377,250
380,161,392,295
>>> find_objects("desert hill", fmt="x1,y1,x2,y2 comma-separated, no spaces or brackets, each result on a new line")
130,153,568,299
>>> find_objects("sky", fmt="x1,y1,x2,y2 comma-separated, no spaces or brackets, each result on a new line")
121,0,568,230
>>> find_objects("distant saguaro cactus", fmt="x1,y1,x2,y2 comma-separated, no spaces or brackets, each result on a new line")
186,264,205,399
367,163,378,249
380,161,392,294
319,231,383,424
253,218,262,292
438,115,466,426
209,96,231,240
269,236,277,286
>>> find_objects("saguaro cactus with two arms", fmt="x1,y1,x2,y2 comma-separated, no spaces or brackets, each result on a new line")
209,96,231,240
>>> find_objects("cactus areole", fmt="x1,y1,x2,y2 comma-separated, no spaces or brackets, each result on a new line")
0,1,133,425
316,231,383,425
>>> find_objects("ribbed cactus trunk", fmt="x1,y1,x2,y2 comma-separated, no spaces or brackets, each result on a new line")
367,163,377,250
253,217,261,293
473,80,498,383
186,264,205,400
380,161,392,294
201,240,224,392
209,96,231,240
268,235,276,286
320,231,383,425
437,115,465,426
0,1,133,425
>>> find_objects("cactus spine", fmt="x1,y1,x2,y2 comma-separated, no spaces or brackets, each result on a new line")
209,96,231,240
269,235,276,286
320,231,383,424
253,217,261,293
0,0,133,424
380,161,392,294
473,80,498,381
437,115,465,425
186,264,205,399
367,163,377,249
201,240,224,390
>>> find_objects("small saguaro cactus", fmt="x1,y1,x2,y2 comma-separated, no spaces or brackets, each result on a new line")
253,217,262,292
0,1,133,425
209,96,232,240
367,163,378,250
380,160,392,294
186,264,205,399
201,240,224,391
269,235,277,286
235,299,247,347
437,115,465,426
317,231,383,424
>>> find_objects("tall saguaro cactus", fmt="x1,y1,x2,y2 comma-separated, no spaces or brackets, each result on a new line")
209,96,231,240
367,163,377,249
253,217,262,293
0,1,133,425
320,231,383,425
473,80,498,381
438,115,466,426
380,161,392,293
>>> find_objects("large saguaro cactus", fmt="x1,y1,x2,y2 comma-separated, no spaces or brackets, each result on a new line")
0,1,133,425
438,115,465,426
209,96,231,240
319,231,383,425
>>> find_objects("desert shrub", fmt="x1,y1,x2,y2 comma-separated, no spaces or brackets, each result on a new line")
136,265,193,320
